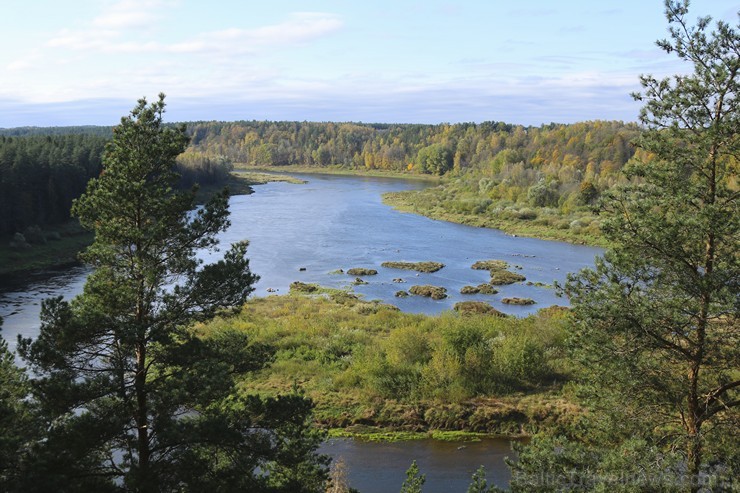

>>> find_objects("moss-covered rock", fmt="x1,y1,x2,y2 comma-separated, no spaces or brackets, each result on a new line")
347,267,378,276
460,285,480,294
395,290,409,297
409,285,447,300
381,261,445,273
501,297,536,305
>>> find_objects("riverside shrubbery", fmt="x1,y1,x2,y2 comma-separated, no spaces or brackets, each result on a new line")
199,293,570,429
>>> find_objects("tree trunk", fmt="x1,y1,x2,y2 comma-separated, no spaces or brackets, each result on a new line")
135,341,152,493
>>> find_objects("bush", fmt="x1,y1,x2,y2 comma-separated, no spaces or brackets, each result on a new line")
502,297,536,305
453,301,505,316
23,225,46,245
381,261,445,273
489,270,526,285
9,232,31,250
409,285,447,300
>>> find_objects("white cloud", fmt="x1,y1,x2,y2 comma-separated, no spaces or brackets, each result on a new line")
92,0,173,29
169,13,343,55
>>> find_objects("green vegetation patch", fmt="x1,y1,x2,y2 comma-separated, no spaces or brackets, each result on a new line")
381,261,445,273
409,285,448,300
289,281,320,293
346,268,378,276
461,284,499,295
454,301,506,316
489,270,527,285
328,428,490,442
395,290,409,297
233,171,307,185
199,292,577,435
471,260,509,270
502,297,536,305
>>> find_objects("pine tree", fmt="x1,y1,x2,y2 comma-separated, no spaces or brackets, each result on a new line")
506,2,738,492
562,1,739,489
17,95,328,492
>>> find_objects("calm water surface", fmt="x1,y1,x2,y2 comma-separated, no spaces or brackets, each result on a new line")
1,172,602,347
0,173,601,489
319,437,514,493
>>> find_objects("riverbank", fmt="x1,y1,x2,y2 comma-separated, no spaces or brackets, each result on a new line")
240,164,607,247
0,172,300,279
199,290,583,440
236,163,443,183
383,189,609,247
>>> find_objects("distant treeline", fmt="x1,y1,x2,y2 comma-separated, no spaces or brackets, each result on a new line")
0,126,114,138
1,119,643,237
0,134,107,236
0,133,233,237
187,120,640,175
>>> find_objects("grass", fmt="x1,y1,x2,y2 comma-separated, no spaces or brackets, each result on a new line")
327,428,491,442
231,170,307,185
502,297,536,305
196,292,583,437
383,190,609,247
489,270,527,285
453,301,506,316
460,284,498,295
408,285,448,300
234,164,443,183
346,268,378,276
0,221,92,278
471,260,510,270
381,261,445,273
0,172,299,278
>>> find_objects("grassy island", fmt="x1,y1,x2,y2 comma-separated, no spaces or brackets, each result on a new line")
381,261,445,273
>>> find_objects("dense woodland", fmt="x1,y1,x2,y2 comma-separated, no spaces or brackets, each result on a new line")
1,119,641,243
0,134,233,237
0,134,107,236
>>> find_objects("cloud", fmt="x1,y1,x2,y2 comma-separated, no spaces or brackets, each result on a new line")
168,13,343,55
92,0,176,29
42,8,341,57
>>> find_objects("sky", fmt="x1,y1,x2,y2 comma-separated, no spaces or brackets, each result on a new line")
1,0,737,127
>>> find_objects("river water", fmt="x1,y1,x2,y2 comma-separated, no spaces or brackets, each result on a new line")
0,172,602,491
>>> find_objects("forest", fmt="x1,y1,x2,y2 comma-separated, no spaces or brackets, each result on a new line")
1,119,640,246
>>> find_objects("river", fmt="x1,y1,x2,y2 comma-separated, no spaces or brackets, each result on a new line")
0,172,602,491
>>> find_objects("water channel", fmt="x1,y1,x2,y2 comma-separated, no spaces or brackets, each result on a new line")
0,172,603,491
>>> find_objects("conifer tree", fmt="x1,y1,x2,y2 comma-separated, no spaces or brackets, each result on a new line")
508,2,738,491
18,95,328,492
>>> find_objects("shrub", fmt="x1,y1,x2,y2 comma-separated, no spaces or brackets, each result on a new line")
9,232,31,250
453,301,505,316
409,285,447,300
471,260,509,270
381,261,445,273
502,297,536,305
489,270,526,285
347,268,377,276
23,225,46,245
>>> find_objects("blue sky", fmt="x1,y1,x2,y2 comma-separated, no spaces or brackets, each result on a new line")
1,0,736,126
